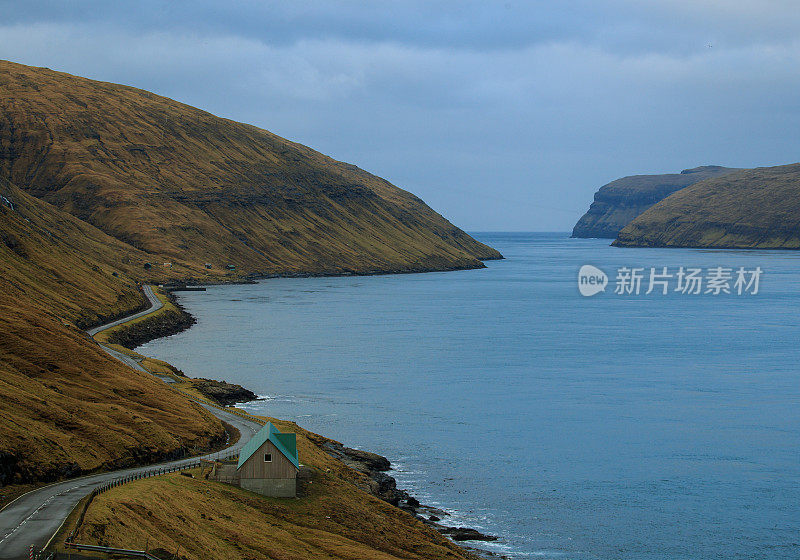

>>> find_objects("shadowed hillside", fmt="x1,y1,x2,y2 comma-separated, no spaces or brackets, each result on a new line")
0,60,500,276
614,163,800,249
572,166,738,238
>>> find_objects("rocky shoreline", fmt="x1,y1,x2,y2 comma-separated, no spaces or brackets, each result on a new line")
191,378,258,407
321,440,504,557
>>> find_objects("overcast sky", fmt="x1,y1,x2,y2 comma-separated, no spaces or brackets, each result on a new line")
1,1,799,230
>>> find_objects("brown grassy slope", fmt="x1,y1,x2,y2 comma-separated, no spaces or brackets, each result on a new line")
0,178,201,327
74,420,475,560
0,60,500,275
0,181,224,486
0,300,224,485
614,163,800,249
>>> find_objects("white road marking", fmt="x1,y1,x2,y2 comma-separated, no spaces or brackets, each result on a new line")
0,486,80,545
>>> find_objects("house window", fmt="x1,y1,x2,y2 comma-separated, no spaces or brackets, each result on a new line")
264,453,272,462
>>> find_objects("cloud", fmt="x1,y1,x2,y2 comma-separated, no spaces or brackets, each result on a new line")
0,2,799,229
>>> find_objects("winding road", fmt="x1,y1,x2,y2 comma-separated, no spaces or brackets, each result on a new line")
0,286,262,560
87,284,164,337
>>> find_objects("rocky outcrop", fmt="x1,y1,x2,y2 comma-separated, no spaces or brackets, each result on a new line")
191,379,258,407
440,527,499,542
614,162,800,249
323,441,497,543
572,166,739,238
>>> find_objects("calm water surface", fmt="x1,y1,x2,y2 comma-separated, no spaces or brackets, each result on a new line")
139,233,800,559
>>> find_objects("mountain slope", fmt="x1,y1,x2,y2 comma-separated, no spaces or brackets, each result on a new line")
0,60,489,557
0,60,500,275
0,178,226,486
614,163,800,248
0,183,475,555
0,178,186,327
572,166,738,238
0,302,225,485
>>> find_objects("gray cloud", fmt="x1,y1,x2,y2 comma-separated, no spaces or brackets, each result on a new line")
1,1,798,229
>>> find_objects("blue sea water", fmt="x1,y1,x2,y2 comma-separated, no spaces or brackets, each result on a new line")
138,233,800,559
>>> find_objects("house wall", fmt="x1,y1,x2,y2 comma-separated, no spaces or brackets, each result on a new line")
239,440,297,480
240,478,296,498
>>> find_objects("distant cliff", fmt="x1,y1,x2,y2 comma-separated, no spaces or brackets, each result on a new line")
572,166,738,238
614,162,800,249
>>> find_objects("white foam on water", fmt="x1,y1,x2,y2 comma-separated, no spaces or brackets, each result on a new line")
382,458,542,559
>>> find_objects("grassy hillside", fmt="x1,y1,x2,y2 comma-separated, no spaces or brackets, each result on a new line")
0,58,496,555
614,163,800,248
0,299,224,486
71,419,475,560
572,166,738,238
0,178,225,488
0,60,500,275
0,178,202,327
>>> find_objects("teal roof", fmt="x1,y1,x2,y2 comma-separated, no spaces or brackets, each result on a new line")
237,422,299,470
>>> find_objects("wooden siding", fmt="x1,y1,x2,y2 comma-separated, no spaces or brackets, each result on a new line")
239,440,297,480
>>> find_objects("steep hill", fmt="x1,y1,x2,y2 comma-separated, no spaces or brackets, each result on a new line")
0,59,499,558
0,302,225,486
0,60,500,276
614,163,800,249
0,178,196,327
572,166,738,238
0,179,225,486
0,58,500,492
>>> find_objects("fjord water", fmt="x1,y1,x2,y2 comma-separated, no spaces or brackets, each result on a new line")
139,233,799,559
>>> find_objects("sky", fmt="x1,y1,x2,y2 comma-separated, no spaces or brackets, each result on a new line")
1,1,799,231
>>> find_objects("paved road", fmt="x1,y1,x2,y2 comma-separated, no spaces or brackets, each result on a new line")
0,286,262,559
87,284,163,336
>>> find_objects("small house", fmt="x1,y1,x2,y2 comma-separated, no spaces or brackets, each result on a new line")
212,422,299,498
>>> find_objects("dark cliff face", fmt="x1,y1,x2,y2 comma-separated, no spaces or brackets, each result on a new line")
614,162,800,249
572,166,739,239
